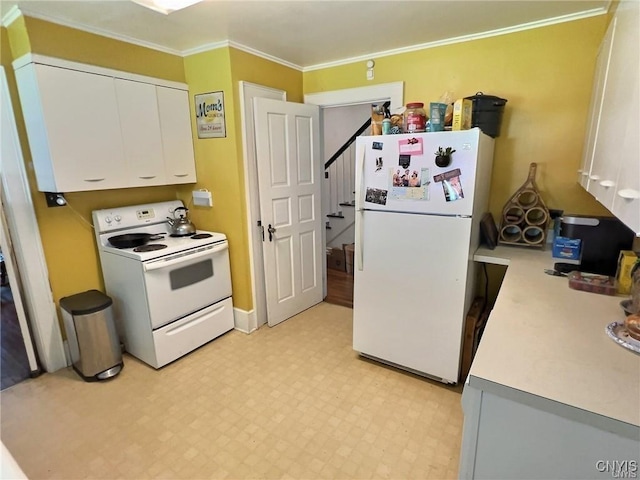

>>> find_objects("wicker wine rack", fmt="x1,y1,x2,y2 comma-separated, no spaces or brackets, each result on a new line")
498,163,549,248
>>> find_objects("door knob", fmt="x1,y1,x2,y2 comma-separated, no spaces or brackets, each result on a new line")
268,224,276,241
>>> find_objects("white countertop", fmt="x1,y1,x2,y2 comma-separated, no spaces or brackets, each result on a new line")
469,245,640,429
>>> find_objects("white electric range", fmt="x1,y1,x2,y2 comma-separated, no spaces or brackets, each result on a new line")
92,200,235,368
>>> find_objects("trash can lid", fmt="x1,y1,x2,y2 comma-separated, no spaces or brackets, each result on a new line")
59,289,113,315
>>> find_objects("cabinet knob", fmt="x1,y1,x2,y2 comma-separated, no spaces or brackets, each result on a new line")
617,189,640,200
589,174,601,180
599,180,615,188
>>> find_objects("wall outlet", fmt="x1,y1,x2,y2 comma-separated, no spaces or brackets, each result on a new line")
192,190,213,207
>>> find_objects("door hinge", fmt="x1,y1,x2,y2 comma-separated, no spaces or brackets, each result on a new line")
257,220,264,241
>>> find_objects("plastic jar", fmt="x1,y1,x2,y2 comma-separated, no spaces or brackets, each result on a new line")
404,102,427,133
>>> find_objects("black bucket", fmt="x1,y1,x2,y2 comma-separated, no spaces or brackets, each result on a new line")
465,92,508,138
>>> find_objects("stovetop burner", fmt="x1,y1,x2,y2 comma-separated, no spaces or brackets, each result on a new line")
133,244,168,252
191,233,213,239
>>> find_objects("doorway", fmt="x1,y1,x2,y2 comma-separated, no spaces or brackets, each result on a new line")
308,83,404,310
0,201,39,389
241,81,404,325
0,253,34,390
0,66,67,374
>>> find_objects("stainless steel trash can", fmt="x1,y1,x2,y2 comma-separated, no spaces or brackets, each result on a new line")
60,289,123,381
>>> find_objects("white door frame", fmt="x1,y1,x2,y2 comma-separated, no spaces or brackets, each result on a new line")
239,81,286,332
1,66,67,372
240,81,404,330
0,199,39,373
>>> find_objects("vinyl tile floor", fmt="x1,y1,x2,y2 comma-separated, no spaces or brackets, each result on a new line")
0,302,464,479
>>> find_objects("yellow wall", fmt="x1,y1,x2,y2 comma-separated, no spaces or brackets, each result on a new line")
3,19,187,317
180,47,303,310
303,16,612,221
20,17,185,81
4,15,305,319
3,11,615,335
181,48,251,308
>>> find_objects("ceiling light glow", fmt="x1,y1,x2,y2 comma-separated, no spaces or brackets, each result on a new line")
131,0,202,15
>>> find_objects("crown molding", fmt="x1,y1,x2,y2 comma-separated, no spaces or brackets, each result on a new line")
302,7,607,72
3,6,606,73
225,41,302,72
182,40,303,71
4,7,183,56
1,5,22,27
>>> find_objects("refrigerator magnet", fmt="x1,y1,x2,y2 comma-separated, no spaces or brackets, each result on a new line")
398,137,423,155
365,187,388,205
372,141,383,150
375,157,383,171
433,168,464,202
399,154,411,169
389,167,430,201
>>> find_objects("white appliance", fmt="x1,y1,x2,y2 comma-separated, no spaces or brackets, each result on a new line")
353,128,495,384
92,200,234,368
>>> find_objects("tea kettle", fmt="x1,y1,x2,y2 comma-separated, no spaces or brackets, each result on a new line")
166,207,196,236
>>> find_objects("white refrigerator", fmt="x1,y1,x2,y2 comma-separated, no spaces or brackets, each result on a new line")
353,128,495,384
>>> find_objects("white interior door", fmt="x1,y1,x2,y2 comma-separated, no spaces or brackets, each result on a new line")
254,98,323,327
240,82,286,332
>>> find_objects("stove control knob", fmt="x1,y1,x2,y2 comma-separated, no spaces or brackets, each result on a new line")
105,216,112,224
114,215,122,222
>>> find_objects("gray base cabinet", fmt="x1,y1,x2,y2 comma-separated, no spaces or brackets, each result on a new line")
460,381,640,479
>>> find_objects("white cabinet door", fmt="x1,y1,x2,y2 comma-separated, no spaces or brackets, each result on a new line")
610,0,640,234
586,16,627,209
115,79,165,187
157,87,196,184
29,65,127,192
578,18,616,189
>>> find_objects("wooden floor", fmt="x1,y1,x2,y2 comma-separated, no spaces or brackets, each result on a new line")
324,267,354,308
1,284,32,390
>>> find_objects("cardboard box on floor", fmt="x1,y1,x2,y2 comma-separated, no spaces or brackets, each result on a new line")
343,243,355,274
327,247,346,272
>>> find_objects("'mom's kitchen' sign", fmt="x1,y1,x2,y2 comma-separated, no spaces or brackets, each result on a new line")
195,91,226,138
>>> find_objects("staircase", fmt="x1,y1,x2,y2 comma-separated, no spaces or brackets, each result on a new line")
323,102,388,248
324,143,357,248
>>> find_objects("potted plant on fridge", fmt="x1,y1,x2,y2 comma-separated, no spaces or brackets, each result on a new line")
435,146,456,168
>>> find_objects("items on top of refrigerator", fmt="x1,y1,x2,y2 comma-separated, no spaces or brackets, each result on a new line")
464,92,508,138
370,91,506,136
452,99,473,131
403,102,428,133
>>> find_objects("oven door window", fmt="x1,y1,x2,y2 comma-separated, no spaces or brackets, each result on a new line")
143,246,232,330
170,259,213,290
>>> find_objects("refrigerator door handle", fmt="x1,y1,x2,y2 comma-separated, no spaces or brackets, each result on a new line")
355,143,365,212
355,143,366,271
356,209,364,271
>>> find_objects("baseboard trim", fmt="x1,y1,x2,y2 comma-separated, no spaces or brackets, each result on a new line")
233,307,257,334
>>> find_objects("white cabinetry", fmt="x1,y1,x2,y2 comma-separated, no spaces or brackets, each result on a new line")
115,78,165,187
15,63,128,192
13,54,197,192
157,87,196,183
579,0,640,234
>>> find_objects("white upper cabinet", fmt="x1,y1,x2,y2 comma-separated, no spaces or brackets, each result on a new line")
15,63,128,192
578,18,616,190
115,78,165,187
580,0,640,235
13,54,197,192
609,1,640,234
157,86,196,184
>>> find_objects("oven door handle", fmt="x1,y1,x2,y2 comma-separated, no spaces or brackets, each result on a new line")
143,243,228,272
